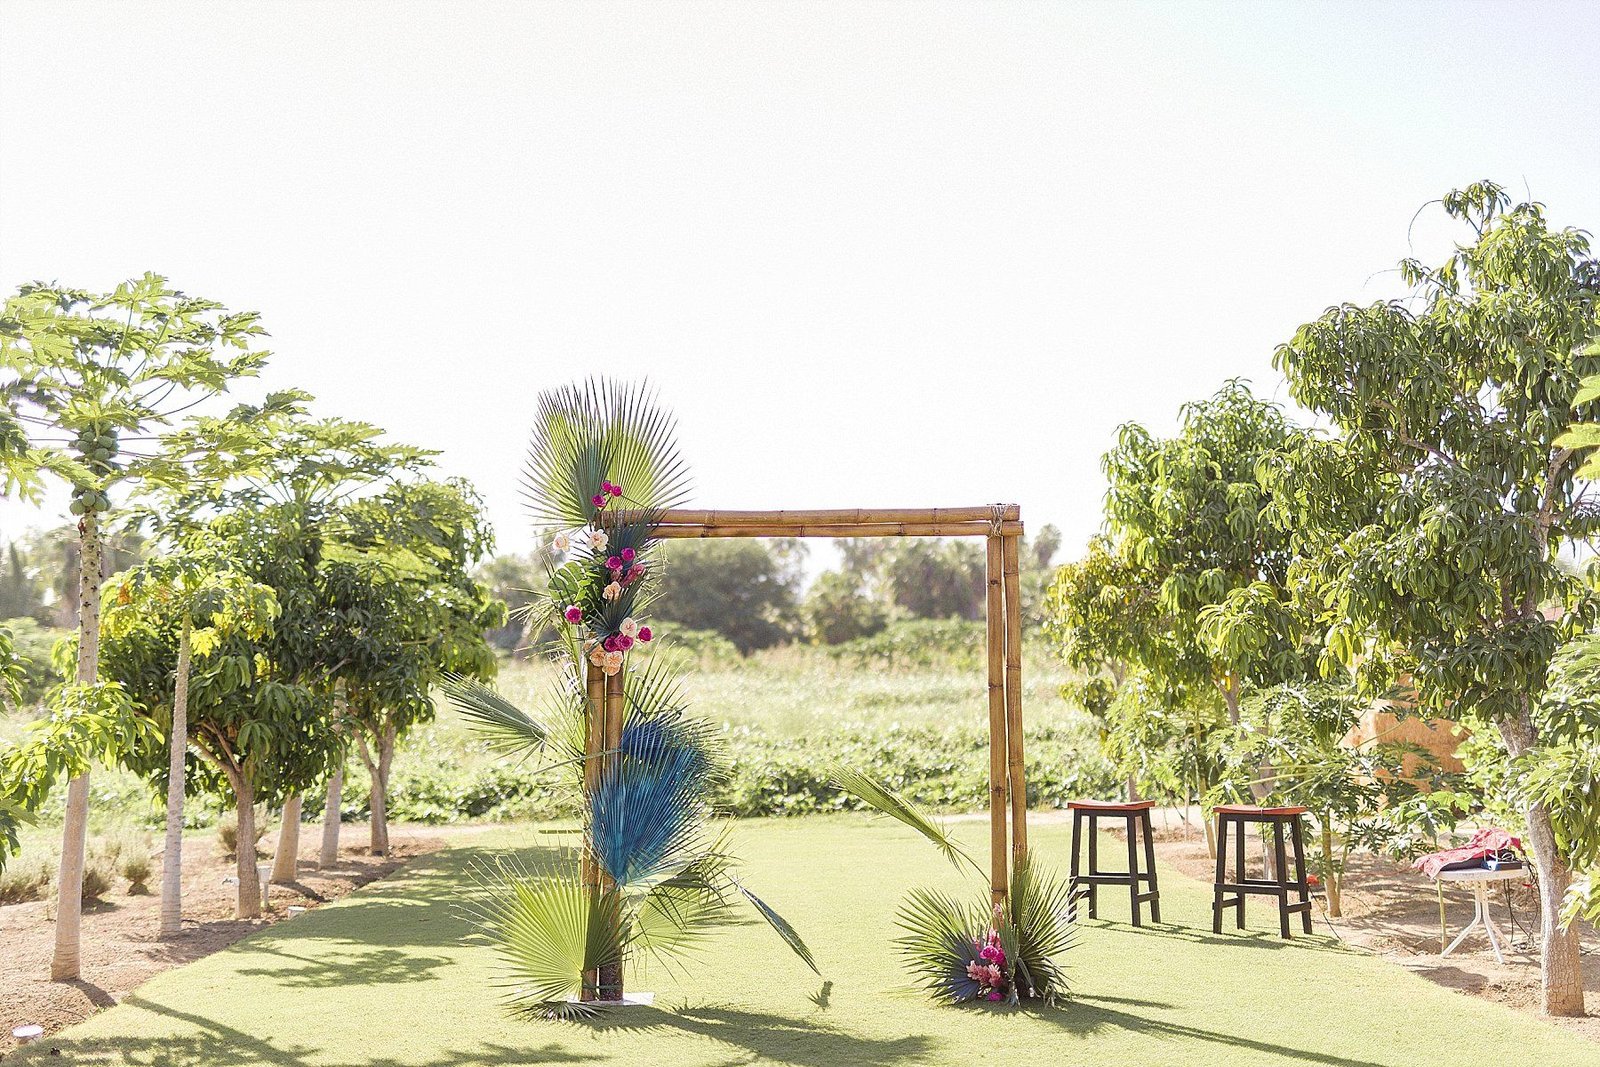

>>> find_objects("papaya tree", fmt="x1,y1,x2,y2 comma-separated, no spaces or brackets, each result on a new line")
101,549,277,934
1273,181,1600,1015
0,274,267,978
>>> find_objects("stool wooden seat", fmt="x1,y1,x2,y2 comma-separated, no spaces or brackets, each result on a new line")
1068,799,1160,926
1212,805,1313,938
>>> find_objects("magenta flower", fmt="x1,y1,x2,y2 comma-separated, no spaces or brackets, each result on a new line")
607,483,623,497
591,493,607,508
638,627,652,642
602,635,618,652
563,605,583,624
987,991,1002,1002
617,634,634,651
621,547,636,563
607,555,623,570
625,563,645,584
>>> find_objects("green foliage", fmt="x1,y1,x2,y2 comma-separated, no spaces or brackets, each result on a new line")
803,569,889,645
825,618,985,670
0,617,69,706
652,539,804,653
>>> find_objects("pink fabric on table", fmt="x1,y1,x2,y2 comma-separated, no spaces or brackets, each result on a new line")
1413,828,1523,879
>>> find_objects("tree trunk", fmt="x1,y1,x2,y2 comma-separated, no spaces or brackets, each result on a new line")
1124,772,1140,803
271,794,302,884
320,764,343,868
159,617,193,939
1320,821,1342,918
234,776,262,919
1501,701,1585,1016
360,726,395,856
51,511,101,981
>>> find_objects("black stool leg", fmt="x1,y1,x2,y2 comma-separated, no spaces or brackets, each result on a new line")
1290,815,1312,934
1233,815,1246,929
1087,813,1099,919
1125,813,1142,926
1211,812,1227,934
1069,810,1084,917
1141,810,1160,923
1273,820,1291,939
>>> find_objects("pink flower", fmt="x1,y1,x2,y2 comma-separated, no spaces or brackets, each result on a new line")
617,634,634,651
619,617,640,639
591,493,607,508
603,635,619,652
621,547,635,563
563,605,583,624
607,483,623,497
966,961,987,983
638,627,652,642
979,946,1000,963
625,563,645,584
986,964,1003,985
987,991,1002,1002
607,555,623,570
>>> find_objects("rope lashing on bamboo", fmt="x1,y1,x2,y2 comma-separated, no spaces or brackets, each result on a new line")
987,504,1008,538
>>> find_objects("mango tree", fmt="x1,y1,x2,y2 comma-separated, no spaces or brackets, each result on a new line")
151,399,433,876
0,274,266,978
101,551,277,934
1273,181,1600,1015
324,478,504,854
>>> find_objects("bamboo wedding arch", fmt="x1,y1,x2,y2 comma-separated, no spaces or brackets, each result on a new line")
606,504,1029,903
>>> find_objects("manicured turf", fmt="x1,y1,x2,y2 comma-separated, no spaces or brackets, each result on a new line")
17,816,1598,1066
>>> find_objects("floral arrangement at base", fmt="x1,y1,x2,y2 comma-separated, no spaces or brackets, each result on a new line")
834,764,1076,1007
444,380,817,1016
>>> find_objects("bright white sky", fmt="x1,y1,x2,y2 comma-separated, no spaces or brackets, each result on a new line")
2,0,1597,566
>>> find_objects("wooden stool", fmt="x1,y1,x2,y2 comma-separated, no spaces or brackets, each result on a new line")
1211,804,1313,938
1068,799,1160,926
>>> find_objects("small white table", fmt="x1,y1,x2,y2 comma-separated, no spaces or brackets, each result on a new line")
1437,866,1523,964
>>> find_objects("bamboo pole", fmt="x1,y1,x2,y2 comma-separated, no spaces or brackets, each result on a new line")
580,660,604,1002
640,521,1023,539
985,534,1009,904
597,668,626,1001
1001,534,1028,863
609,506,1020,528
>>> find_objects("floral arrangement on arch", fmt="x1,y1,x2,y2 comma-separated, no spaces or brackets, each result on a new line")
443,380,816,1016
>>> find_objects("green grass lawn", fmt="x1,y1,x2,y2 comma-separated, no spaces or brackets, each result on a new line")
15,816,1597,1067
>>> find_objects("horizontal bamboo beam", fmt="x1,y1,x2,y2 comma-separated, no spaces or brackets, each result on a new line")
609,506,1020,528
640,520,1023,539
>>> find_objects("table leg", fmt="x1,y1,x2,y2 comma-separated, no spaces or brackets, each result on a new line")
1442,887,1484,959
1479,884,1505,965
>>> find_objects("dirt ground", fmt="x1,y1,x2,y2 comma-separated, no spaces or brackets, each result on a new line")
1137,812,1600,1044
0,823,447,1054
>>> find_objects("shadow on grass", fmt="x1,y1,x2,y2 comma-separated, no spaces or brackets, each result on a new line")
233,944,453,988
587,1002,935,1067
1033,993,1393,1067
1080,918,1352,954
7,996,590,1067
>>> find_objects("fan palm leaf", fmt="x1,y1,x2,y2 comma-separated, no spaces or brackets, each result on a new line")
588,725,710,889
522,379,693,529
1004,857,1076,1002
466,858,624,1011
893,887,987,1003
629,849,735,966
441,675,550,757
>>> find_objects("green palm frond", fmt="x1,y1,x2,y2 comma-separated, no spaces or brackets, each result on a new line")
522,379,693,529
466,858,624,1012
629,850,735,967
893,887,987,1003
1005,857,1077,1002
442,675,550,758
830,763,983,877
623,646,691,720
729,875,820,975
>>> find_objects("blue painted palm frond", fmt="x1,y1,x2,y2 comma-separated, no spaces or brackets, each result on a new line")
618,710,722,785
589,724,710,889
